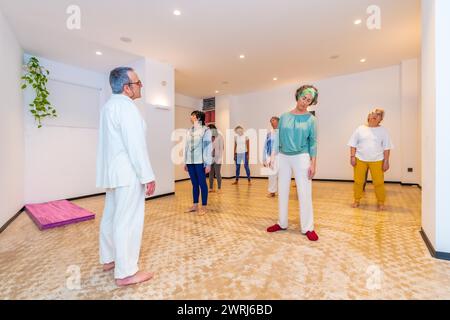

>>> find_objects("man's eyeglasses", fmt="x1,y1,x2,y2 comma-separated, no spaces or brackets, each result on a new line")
126,80,143,87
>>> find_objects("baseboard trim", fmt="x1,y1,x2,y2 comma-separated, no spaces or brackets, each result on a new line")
67,193,106,201
0,206,25,234
175,178,190,183
420,228,450,261
400,183,421,187
314,179,353,183
146,192,175,200
215,176,418,186
69,191,175,202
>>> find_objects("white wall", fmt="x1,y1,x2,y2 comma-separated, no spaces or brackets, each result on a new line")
417,57,423,187
174,105,195,181
23,55,176,204
421,0,450,254
216,95,234,177
421,0,437,249
23,55,107,204
0,10,24,227
401,59,420,184
175,93,202,110
434,0,450,254
173,93,202,181
129,58,175,196
229,65,420,183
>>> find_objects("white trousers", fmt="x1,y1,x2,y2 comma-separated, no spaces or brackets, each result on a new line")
268,174,278,193
267,156,278,193
278,153,314,234
99,174,146,279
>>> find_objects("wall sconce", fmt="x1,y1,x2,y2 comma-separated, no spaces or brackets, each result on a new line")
151,104,170,110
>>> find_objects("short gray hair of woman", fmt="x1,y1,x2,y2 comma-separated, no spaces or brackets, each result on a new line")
368,108,385,123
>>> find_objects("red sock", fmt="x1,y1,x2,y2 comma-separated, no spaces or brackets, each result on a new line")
306,231,319,241
267,224,287,233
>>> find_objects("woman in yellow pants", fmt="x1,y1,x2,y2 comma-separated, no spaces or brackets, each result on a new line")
347,109,393,211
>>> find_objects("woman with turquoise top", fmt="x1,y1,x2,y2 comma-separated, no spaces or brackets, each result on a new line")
267,85,319,241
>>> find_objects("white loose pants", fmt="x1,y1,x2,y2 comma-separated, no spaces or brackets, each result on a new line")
268,174,278,193
278,153,314,234
267,157,278,194
99,174,146,279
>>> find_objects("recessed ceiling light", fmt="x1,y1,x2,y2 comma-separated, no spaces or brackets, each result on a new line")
215,90,220,94
120,37,132,43
354,19,362,25
173,10,181,16
239,54,245,59
360,58,367,63
95,51,103,56
273,77,278,81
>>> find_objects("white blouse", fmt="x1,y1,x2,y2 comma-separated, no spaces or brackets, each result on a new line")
235,134,248,154
347,125,393,162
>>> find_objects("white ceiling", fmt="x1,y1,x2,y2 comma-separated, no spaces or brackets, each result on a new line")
0,0,421,98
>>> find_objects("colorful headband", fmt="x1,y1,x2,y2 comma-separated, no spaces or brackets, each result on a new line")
298,88,317,100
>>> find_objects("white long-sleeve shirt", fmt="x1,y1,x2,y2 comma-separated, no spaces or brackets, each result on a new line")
96,94,155,188
212,134,224,164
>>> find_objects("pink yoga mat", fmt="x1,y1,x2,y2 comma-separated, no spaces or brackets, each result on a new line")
25,200,95,230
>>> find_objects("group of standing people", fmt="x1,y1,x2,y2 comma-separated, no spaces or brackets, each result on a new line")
180,85,321,243
96,66,393,286
181,113,255,215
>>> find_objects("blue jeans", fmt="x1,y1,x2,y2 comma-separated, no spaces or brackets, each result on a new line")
236,152,251,181
187,164,208,205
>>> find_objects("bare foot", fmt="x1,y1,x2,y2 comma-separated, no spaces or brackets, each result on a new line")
232,181,239,185
115,271,154,287
377,204,386,211
351,202,360,208
209,189,215,193
267,193,276,198
185,206,199,213
103,262,115,272
198,207,208,216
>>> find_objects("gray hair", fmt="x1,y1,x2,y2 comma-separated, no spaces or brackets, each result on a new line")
109,67,134,94
367,108,385,123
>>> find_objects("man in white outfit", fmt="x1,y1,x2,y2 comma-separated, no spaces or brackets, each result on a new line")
96,67,156,286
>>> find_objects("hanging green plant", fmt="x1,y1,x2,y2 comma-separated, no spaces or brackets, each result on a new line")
21,57,57,128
